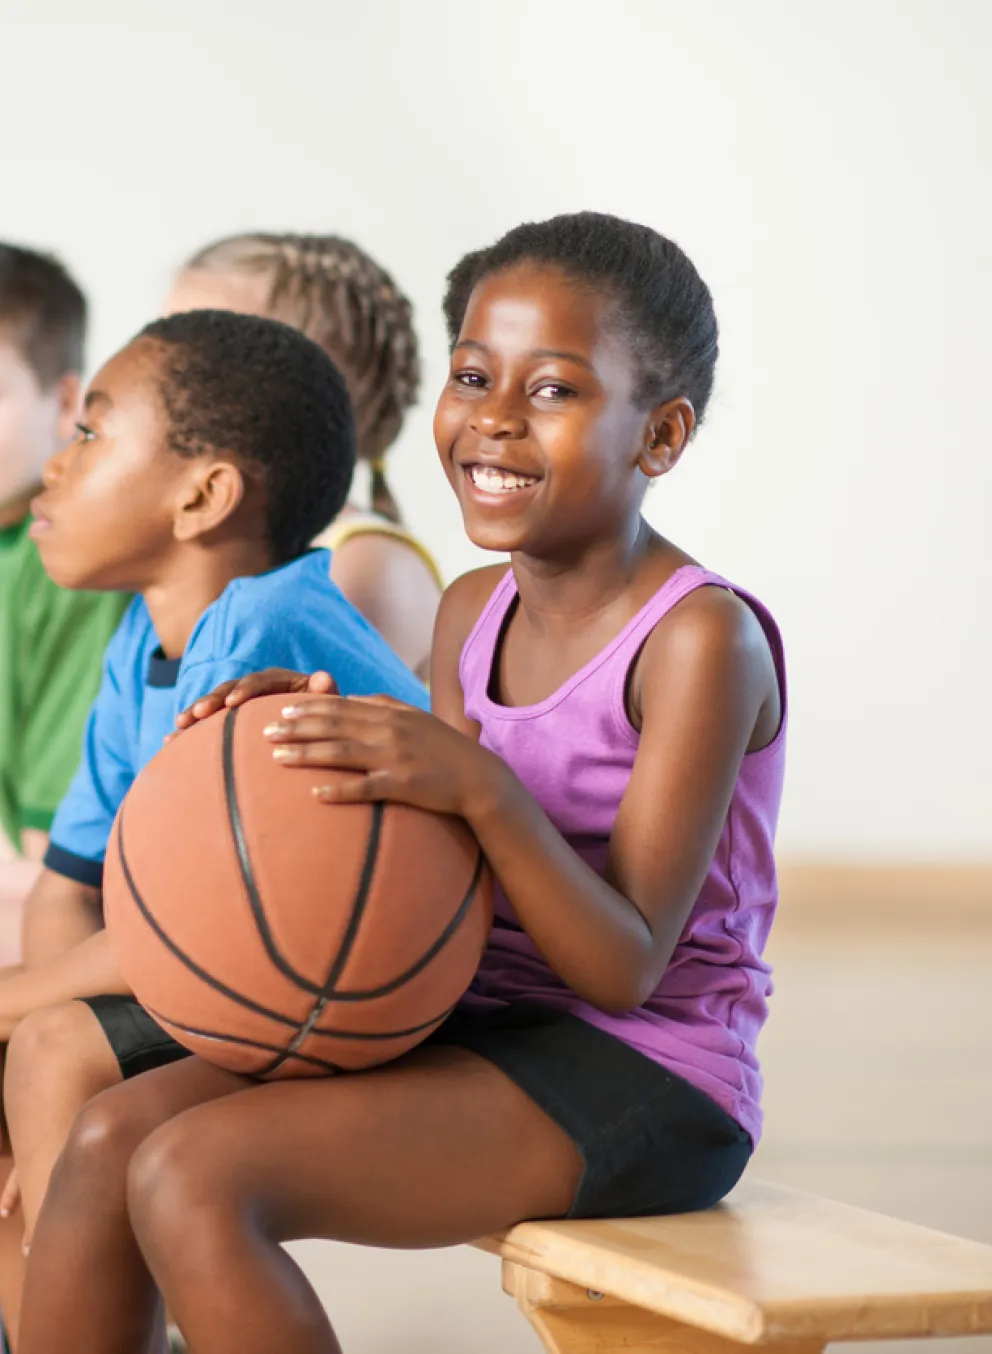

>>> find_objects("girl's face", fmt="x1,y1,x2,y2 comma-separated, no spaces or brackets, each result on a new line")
434,263,655,557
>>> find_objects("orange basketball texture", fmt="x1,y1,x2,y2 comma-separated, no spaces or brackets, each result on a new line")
103,692,493,1079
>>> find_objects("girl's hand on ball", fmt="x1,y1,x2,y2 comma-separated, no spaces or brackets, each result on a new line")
264,695,503,819
172,670,338,737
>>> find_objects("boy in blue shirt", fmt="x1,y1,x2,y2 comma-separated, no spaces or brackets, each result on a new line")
0,310,427,1296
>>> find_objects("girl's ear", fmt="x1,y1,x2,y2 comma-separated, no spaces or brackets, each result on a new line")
172,460,246,542
638,396,696,480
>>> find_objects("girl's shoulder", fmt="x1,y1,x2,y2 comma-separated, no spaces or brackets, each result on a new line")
630,572,784,747
436,563,512,654
431,564,510,689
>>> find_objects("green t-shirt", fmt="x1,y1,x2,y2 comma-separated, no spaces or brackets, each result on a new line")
0,516,130,852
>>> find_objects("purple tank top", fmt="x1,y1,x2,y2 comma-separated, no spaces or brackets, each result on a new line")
459,565,787,1143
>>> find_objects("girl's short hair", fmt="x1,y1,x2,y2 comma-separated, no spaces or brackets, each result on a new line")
443,212,719,426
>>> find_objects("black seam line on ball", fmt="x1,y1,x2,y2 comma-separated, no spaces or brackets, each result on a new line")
262,997,458,1080
144,1006,344,1073
260,848,483,1077
224,710,385,1000
260,1000,329,1076
318,801,383,993
223,707,324,997
307,1001,457,1041
320,846,486,1003
225,754,384,1061
115,811,301,1031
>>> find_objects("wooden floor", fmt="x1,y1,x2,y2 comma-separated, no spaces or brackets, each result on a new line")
287,898,992,1353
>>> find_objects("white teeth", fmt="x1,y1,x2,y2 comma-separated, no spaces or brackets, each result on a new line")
469,465,538,494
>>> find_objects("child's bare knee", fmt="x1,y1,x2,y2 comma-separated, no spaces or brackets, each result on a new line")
5,1002,95,1114
127,1119,195,1229
128,1115,238,1251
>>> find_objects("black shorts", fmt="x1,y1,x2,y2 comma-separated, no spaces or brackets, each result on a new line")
424,1004,752,1219
82,995,192,1080
82,996,751,1220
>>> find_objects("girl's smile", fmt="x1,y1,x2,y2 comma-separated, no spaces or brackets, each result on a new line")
435,262,655,556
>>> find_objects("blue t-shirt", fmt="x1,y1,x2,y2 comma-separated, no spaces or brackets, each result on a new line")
46,550,428,887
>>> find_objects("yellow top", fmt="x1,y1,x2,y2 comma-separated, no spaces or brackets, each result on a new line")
318,513,444,591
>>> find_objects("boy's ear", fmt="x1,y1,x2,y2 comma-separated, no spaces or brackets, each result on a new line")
53,372,82,446
638,396,696,480
172,461,246,542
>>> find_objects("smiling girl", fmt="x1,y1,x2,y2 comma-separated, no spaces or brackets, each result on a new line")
17,212,786,1354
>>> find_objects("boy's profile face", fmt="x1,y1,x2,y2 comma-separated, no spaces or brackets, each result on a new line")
0,336,78,525
30,338,198,592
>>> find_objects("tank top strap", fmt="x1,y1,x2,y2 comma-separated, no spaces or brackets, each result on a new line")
609,565,734,654
612,564,787,723
458,568,517,700
458,563,787,732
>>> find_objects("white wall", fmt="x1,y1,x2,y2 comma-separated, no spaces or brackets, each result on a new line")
2,0,989,860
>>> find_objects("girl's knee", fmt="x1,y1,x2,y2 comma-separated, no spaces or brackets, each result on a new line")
127,1116,237,1243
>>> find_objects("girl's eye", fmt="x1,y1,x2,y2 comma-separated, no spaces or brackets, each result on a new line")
533,382,575,402
452,370,487,389
75,422,96,443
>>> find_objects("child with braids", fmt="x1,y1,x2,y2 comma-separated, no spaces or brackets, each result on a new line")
16,213,787,1354
165,234,442,680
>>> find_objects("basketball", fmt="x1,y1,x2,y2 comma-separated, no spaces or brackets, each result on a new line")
103,692,493,1079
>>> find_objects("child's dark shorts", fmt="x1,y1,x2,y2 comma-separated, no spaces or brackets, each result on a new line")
82,996,751,1220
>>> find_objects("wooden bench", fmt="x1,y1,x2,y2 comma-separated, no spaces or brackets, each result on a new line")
476,1177,992,1352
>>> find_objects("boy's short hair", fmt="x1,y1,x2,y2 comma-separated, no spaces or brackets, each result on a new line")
0,244,87,386
138,309,356,565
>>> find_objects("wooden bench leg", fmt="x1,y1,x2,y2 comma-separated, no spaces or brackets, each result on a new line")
502,1262,826,1354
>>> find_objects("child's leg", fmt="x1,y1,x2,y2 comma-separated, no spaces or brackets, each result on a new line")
135,1046,580,1354
4,1001,123,1236
17,1054,247,1354
18,1043,580,1354
0,1154,25,1349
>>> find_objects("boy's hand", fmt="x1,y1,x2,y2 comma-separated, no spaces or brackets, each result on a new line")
172,670,338,736
0,1168,19,1221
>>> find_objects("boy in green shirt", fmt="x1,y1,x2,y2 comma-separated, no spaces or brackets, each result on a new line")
0,246,128,961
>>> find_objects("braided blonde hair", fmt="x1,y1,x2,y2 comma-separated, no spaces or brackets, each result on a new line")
182,233,420,523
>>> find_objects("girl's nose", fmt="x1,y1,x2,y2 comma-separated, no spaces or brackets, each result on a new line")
471,392,526,441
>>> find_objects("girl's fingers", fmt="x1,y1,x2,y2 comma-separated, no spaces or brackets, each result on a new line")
264,716,349,743
346,694,405,710
265,711,389,742
313,770,391,803
278,695,348,720
272,739,372,767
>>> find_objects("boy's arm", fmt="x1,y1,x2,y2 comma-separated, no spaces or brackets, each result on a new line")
0,930,129,1041
0,831,47,966
21,866,104,967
